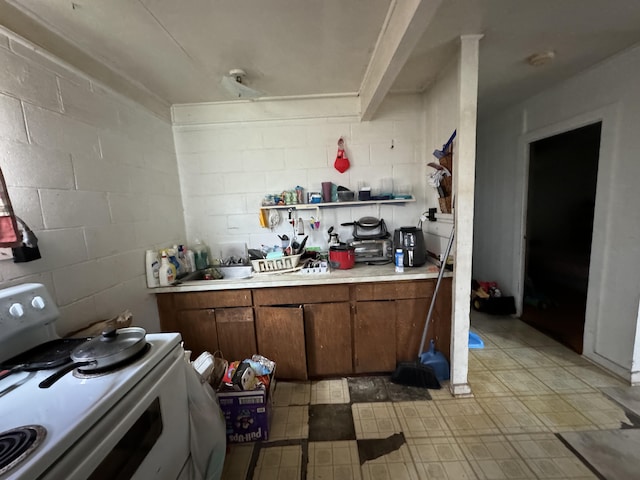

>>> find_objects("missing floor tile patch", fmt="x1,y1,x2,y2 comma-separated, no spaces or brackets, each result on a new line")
357,432,406,465
347,376,389,403
621,410,640,429
383,376,432,402
308,404,356,442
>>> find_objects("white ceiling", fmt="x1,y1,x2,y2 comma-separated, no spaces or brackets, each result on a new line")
3,0,640,117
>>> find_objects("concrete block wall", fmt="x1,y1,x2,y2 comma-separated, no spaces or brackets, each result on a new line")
173,94,439,259
0,28,185,334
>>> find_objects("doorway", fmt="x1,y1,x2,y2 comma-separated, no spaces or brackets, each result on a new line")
522,122,601,354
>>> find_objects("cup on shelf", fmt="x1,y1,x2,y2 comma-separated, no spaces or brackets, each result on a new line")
322,182,332,203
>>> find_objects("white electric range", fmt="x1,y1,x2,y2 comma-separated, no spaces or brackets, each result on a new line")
0,283,191,480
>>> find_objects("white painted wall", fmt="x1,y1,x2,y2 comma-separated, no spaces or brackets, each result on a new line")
474,44,640,382
0,28,185,335
172,94,432,257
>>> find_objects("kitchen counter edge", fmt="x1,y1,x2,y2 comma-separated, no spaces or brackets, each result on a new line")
152,263,451,293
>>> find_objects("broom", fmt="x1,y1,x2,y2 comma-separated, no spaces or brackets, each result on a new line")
391,225,455,389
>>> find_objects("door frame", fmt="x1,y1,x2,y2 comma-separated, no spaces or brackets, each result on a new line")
514,103,619,362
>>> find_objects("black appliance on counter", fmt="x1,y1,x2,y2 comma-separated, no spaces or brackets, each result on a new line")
342,217,393,263
394,226,426,267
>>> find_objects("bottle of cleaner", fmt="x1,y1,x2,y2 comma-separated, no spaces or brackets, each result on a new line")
145,249,160,288
168,248,182,276
395,249,404,273
161,249,177,279
158,251,175,286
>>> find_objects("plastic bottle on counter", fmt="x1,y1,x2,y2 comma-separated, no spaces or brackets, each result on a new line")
192,239,209,270
172,245,187,276
158,251,175,286
181,245,196,273
395,249,404,273
145,249,160,288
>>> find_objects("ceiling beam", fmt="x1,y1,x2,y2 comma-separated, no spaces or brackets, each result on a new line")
359,0,442,121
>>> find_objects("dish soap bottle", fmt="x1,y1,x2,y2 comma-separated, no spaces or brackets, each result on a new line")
158,251,175,286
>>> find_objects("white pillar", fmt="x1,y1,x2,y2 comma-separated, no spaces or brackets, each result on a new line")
450,34,482,397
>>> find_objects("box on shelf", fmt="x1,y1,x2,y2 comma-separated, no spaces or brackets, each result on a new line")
217,371,276,444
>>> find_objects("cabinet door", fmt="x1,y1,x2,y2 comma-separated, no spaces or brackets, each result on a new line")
353,301,396,373
396,298,430,362
304,303,352,377
178,309,218,359
215,307,257,362
255,306,307,380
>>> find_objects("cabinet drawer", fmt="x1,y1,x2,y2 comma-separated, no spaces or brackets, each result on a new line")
353,280,435,301
172,290,252,309
253,285,349,305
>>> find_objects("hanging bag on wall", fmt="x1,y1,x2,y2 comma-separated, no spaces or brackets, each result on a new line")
334,137,350,173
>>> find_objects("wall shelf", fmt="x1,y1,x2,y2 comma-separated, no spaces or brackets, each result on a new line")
261,198,415,210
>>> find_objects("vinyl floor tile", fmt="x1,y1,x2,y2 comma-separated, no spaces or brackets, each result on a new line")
456,434,537,479
273,381,311,406
252,444,302,480
352,402,402,439
394,401,451,438
307,441,361,480
269,405,309,441
311,379,350,405
476,396,547,434
507,433,599,479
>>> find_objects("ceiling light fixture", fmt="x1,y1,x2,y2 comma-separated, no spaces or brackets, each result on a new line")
526,51,556,66
220,69,264,99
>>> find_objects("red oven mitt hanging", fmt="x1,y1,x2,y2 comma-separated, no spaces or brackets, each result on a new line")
334,137,350,173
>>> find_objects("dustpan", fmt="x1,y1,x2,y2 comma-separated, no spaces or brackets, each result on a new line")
469,331,484,349
420,340,450,381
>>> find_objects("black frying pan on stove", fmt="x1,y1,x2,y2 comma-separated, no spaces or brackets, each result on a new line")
0,337,88,381
39,327,147,389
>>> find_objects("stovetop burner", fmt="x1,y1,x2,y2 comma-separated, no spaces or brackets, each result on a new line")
73,343,152,379
0,425,46,476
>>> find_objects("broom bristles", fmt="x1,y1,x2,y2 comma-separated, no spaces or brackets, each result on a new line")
390,361,441,389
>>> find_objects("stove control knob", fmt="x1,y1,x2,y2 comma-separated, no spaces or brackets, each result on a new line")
9,303,25,318
31,296,46,310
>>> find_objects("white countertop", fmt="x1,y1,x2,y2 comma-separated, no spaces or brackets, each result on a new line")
153,262,449,293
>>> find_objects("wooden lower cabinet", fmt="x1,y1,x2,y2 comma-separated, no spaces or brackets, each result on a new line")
177,309,218,359
395,298,430,362
353,301,396,373
304,302,352,377
254,306,308,380
215,307,257,362
156,277,452,379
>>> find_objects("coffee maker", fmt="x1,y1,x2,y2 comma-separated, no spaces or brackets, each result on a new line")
393,226,426,267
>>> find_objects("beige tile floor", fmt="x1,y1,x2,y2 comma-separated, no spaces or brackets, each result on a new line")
221,311,632,480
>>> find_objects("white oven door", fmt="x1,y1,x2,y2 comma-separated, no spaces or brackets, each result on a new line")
40,346,190,480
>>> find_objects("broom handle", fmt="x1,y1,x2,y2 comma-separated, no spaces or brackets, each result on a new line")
417,225,455,357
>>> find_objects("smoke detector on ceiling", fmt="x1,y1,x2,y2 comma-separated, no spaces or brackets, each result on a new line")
220,69,264,99
526,51,556,66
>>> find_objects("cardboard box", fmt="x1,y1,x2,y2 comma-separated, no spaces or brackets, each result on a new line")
217,375,276,444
